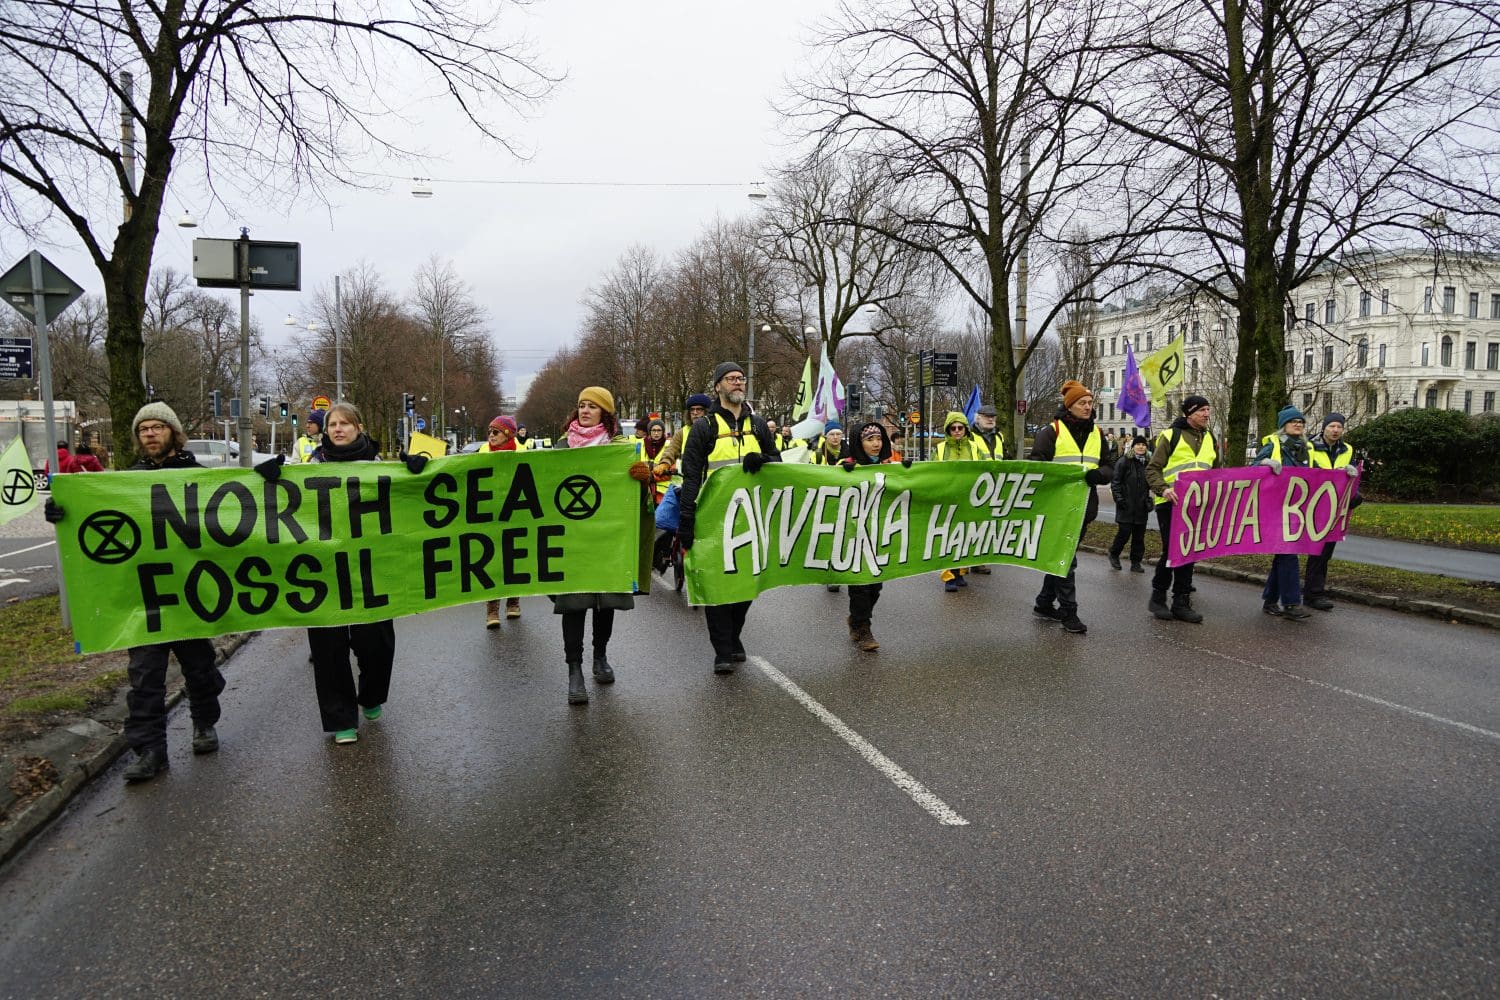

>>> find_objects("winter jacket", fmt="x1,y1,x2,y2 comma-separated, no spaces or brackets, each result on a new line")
1146,417,1223,498
1254,432,1311,468
843,422,896,466
1110,452,1152,525
676,402,781,529
129,448,202,473
1030,407,1113,526
552,430,640,613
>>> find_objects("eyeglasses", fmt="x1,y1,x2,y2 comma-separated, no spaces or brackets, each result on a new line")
137,423,169,434
719,375,747,385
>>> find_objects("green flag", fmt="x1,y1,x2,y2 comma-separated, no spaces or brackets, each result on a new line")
0,437,41,525
50,447,647,652
685,461,1088,605
790,356,815,421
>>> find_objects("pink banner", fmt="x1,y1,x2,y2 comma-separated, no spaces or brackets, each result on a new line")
1167,466,1360,567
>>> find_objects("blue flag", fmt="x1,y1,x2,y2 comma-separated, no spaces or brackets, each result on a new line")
962,384,981,425
1118,343,1152,428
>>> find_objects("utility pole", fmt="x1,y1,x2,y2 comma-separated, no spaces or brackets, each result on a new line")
1014,143,1031,456
237,229,253,467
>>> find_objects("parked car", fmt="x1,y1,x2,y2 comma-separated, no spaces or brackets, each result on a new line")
185,438,276,467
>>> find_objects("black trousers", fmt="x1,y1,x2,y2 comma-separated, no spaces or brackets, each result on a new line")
705,601,751,658
1304,540,1337,597
124,639,224,754
1109,521,1148,565
1151,503,1195,597
308,619,395,732
1036,554,1080,614
562,608,615,662
847,583,883,626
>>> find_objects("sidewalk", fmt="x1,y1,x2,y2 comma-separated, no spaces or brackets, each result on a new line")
1094,500,1500,583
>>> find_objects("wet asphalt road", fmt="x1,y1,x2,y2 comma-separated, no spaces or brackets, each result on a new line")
1,555,1496,998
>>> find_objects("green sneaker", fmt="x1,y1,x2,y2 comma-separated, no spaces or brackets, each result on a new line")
362,704,383,722
333,729,359,744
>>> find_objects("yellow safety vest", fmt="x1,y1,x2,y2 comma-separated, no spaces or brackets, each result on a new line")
1259,433,1312,468
1050,421,1102,468
1310,443,1353,469
1154,427,1217,504
935,436,980,461
705,411,762,477
293,435,319,463
971,430,1006,460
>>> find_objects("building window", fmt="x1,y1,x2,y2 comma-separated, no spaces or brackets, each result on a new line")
1486,391,1496,413
1489,343,1499,369
1443,286,1456,313
1425,387,1439,408
1108,403,1115,420
1099,338,1106,357
1424,287,1433,313
1303,348,1314,374
1191,357,1199,380
1145,331,1153,351
1192,321,1201,343
1323,391,1334,415
1381,288,1390,314
1302,392,1314,412
1491,293,1499,319
1359,291,1371,318
1440,336,1453,367
1378,343,1387,367
1464,390,1473,413
1324,299,1335,324
1357,339,1369,367
1469,291,1480,318
1284,350,1294,372
1366,389,1379,414
1167,324,1175,338
1421,342,1431,366
1109,369,1116,388
1305,302,1315,324
1323,346,1335,371
1466,341,1477,369
1110,336,1117,355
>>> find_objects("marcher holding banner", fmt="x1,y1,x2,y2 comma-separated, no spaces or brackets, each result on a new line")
1254,405,1313,620
1305,413,1361,610
552,386,655,705
480,415,523,626
935,411,983,592
1029,381,1112,634
841,422,903,651
46,403,225,782
289,410,323,463
676,360,782,674
1146,395,1221,623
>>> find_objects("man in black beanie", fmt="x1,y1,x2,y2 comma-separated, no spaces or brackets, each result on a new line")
1144,394,1221,622
1305,412,1361,609
676,361,782,673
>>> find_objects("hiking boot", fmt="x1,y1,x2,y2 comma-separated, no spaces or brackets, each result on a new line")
713,656,736,674
506,597,521,619
1130,563,1146,573
1306,594,1334,611
592,655,615,684
848,616,862,645
567,661,588,704
1033,604,1064,621
1108,553,1122,570
191,725,219,755
854,624,880,652
1149,590,1173,620
1281,604,1312,621
123,748,169,783
485,600,501,629
944,579,959,593
1171,594,1203,624
1060,615,1087,634
1263,601,1284,617
971,565,992,574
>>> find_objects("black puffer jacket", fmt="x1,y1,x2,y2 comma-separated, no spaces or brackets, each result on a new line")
1110,451,1152,525
129,448,202,472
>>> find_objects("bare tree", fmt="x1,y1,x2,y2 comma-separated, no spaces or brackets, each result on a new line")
409,256,497,439
1082,0,1500,457
0,2,553,464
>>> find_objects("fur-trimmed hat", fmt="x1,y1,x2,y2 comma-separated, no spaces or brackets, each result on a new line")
131,401,183,440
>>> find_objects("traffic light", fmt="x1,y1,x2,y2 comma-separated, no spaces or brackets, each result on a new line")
230,397,241,418
211,390,222,418
847,381,863,414
402,392,415,414
259,396,270,418
278,401,289,419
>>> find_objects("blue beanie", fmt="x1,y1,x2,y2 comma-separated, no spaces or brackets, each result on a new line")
307,409,325,428
1277,405,1305,428
825,420,842,433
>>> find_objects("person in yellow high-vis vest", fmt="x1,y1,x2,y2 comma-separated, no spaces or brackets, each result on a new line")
676,361,782,674
1029,381,1112,633
1305,412,1361,610
289,410,324,463
1145,394,1222,622
935,411,983,591
967,404,1006,576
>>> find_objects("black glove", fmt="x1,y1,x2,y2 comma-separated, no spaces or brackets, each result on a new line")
401,452,429,475
1084,468,1108,487
742,452,769,474
677,517,694,552
901,458,913,468
840,457,856,472
44,498,64,524
253,455,284,481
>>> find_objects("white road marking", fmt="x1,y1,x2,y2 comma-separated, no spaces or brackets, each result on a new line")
1179,640,1500,743
0,540,55,560
748,655,970,827
0,578,28,589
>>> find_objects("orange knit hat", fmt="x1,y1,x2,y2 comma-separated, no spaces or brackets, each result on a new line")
1061,380,1093,409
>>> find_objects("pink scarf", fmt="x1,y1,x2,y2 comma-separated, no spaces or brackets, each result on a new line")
566,419,612,449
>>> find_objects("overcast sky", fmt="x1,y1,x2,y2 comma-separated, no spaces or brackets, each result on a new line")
12,0,841,402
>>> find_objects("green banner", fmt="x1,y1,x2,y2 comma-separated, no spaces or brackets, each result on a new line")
50,447,645,652
685,461,1088,605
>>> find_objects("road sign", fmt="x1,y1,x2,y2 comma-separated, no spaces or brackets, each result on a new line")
909,410,921,424
311,395,331,411
929,352,959,388
0,253,84,322
416,418,427,431
0,337,33,379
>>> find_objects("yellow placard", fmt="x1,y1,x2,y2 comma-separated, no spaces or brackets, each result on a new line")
407,430,449,458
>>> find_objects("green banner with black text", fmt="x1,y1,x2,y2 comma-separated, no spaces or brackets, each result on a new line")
50,447,644,652
684,461,1088,605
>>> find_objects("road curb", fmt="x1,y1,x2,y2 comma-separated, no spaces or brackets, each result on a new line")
0,632,253,869
1079,545,1500,629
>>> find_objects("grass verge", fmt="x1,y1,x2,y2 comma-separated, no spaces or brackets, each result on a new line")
1349,502,1500,553
1083,523,1500,616
0,596,128,747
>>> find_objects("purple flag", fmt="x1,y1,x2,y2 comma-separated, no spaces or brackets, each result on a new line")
1118,342,1152,427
